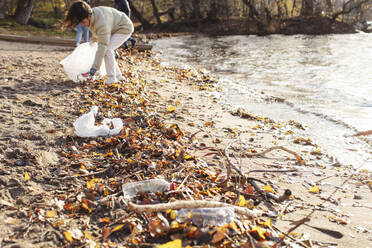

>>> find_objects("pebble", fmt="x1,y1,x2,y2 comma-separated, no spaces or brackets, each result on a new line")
353,194,362,200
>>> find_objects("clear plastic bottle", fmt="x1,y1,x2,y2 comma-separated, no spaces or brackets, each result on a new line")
176,207,235,227
122,179,174,199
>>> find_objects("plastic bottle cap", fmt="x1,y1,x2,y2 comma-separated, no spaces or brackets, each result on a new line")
170,183,175,191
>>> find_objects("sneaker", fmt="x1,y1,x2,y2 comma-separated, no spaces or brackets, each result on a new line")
122,41,129,50
117,74,125,81
104,77,118,85
130,39,136,48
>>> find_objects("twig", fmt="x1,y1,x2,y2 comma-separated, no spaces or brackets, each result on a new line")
224,140,245,177
249,169,298,173
58,164,112,180
244,145,304,163
314,175,333,184
166,175,189,195
279,202,292,216
127,200,262,217
353,130,372,136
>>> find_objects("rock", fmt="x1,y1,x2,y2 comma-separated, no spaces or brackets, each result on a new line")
8,186,26,199
8,179,21,187
14,160,27,166
23,99,43,107
353,194,362,200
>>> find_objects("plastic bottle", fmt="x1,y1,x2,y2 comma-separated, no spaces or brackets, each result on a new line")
122,179,174,199
176,207,235,227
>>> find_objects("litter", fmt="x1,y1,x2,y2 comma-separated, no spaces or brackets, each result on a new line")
74,106,123,138
60,42,106,82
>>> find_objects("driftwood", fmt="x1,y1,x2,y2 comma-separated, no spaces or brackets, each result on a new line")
353,130,372,136
127,200,262,218
244,145,304,163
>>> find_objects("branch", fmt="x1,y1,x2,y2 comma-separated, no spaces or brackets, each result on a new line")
128,200,262,218
332,0,371,21
353,129,372,136
244,145,305,164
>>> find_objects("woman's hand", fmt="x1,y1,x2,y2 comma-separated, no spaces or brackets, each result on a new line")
81,68,97,81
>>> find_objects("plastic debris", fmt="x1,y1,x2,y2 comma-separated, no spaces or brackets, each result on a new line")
122,179,174,199
176,207,235,227
74,106,123,138
60,42,106,82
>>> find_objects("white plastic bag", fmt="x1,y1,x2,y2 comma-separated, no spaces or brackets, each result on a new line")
74,106,123,138
60,42,106,82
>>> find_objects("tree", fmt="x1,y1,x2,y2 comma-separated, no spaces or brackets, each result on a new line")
14,0,35,24
301,0,314,16
150,0,161,24
127,0,152,29
0,0,5,19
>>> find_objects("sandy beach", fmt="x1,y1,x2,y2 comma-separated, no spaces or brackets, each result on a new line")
0,39,371,247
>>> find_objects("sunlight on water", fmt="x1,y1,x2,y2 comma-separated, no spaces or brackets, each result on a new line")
151,33,372,169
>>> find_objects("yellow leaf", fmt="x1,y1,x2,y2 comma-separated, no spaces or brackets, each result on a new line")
112,224,124,232
84,231,94,240
25,111,32,115
157,239,182,248
82,203,92,213
25,172,31,181
184,154,192,160
264,218,272,228
290,232,299,237
63,231,73,242
264,185,275,194
308,186,320,194
86,178,100,189
238,195,247,207
167,105,175,112
250,227,266,240
45,210,56,218
169,210,177,220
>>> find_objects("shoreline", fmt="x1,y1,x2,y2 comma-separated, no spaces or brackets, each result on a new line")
150,33,372,171
0,40,371,247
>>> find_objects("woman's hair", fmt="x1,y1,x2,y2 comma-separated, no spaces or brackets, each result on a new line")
62,1,92,30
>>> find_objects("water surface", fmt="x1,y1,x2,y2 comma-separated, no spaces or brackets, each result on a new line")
151,33,372,169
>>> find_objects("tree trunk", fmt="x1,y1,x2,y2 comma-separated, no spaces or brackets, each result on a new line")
127,0,151,29
14,0,35,24
301,0,314,16
192,0,201,30
0,0,5,19
150,0,161,24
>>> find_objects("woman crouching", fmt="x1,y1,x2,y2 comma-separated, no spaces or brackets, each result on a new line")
63,0,134,84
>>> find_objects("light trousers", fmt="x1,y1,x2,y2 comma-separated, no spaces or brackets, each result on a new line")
105,33,131,79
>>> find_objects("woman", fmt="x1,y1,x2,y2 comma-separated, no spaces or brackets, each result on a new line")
63,0,134,84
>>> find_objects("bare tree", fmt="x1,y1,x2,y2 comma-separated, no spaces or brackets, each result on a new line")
150,0,161,24
128,0,152,29
0,0,5,19
14,0,35,24
301,0,314,16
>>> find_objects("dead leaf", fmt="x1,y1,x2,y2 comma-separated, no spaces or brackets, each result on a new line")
63,231,73,242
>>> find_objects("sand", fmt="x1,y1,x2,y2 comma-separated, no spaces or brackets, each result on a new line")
0,39,371,247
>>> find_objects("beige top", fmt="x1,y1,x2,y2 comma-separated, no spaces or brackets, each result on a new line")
89,6,134,70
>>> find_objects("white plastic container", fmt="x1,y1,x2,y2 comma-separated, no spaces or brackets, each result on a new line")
176,207,235,227
122,179,174,199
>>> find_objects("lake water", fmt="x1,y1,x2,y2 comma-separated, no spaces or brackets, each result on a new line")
151,33,372,169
